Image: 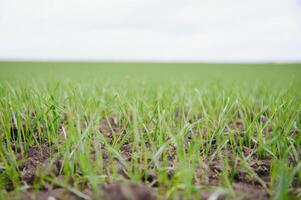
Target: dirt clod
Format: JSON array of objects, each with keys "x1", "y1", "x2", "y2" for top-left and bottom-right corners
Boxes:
[
  {"x1": 19, "y1": 189, "x2": 81, "y2": 200},
  {"x1": 232, "y1": 182, "x2": 269, "y2": 200},
  {"x1": 101, "y1": 182, "x2": 156, "y2": 200},
  {"x1": 20, "y1": 143, "x2": 50, "y2": 184}
]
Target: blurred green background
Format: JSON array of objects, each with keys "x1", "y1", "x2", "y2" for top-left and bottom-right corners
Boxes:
[{"x1": 0, "y1": 62, "x2": 300, "y2": 87}]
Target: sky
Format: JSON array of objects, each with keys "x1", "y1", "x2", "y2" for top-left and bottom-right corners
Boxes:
[{"x1": 0, "y1": 0, "x2": 301, "y2": 62}]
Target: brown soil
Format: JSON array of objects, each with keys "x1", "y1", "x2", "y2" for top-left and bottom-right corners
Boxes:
[
  {"x1": 101, "y1": 182, "x2": 156, "y2": 200},
  {"x1": 19, "y1": 143, "x2": 52, "y2": 184},
  {"x1": 18, "y1": 189, "x2": 81, "y2": 200},
  {"x1": 11, "y1": 182, "x2": 155, "y2": 200},
  {"x1": 232, "y1": 182, "x2": 269, "y2": 200}
]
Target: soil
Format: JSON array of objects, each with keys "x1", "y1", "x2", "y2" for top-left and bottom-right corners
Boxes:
[
  {"x1": 16, "y1": 182, "x2": 155, "y2": 200},
  {"x1": 101, "y1": 182, "x2": 156, "y2": 200},
  {"x1": 19, "y1": 143, "x2": 52, "y2": 184},
  {"x1": 232, "y1": 182, "x2": 269, "y2": 200},
  {"x1": 99, "y1": 116, "x2": 120, "y2": 143},
  {"x1": 19, "y1": 189, "x2": 81, "y2": 200}
]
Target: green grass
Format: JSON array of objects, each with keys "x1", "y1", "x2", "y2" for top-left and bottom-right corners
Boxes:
[{"x1": 0, "y1": 62, "x2": 301, "y2": 199}]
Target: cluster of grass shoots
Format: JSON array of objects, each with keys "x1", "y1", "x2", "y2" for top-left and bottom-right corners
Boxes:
[{"x1": 0, "y1": 78, "x2": 300, "y2": 199}]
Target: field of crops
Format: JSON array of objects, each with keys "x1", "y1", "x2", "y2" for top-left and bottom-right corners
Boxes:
[{"x1": 0, "y1": 62, "x2": 300, "y2": 200}]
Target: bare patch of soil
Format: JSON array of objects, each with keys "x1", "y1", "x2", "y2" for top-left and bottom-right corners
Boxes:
[
  {"x1": 99, "y1": 117, "x2": 120, "y2": 138},
  {"x1": 101, "y1": 182, "x2": 156, "y2": 200},
  {"x1": 19, "y1": 143, "x2": 51, "y2": 184},
  {"x1": 19, "y1": 189, "x2": 81, "y2": 200},
  {"x1": 232, "y1": 182, "x2": 269, "y2": 200}
]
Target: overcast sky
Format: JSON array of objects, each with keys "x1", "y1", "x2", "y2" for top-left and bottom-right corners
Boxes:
[{"x1": 0, "y1": 0, "x2": 301, "y2": 62}]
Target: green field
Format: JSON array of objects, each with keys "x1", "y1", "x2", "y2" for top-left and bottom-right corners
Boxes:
[{"x1": 0, "y1": 62, "x2": 301, "y2": 200}]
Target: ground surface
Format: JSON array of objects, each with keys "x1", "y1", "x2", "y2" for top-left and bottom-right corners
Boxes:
[{"x1": 0, "y1": 62, "x2": 301, "y2": 200}]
